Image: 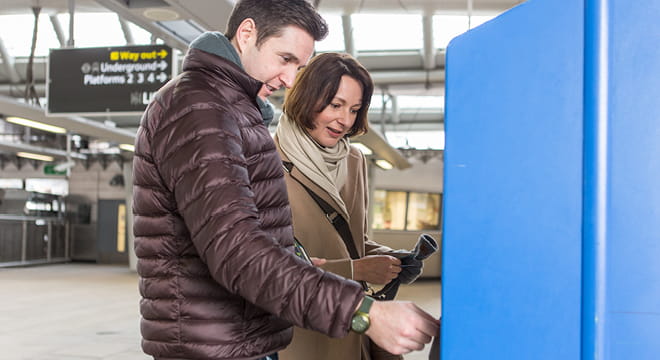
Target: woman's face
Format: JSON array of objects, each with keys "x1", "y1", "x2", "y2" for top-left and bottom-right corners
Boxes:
[{"x1": 308, "y1": 75, "x2": 363, "y2": 147}]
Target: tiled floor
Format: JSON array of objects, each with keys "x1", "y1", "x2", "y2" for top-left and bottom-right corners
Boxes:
[{"x1": 0, "y1": 263, "x2": 440, "y2": 360}]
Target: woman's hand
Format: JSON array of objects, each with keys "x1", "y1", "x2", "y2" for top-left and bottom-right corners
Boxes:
[
  {"x1": 310, "y1": 257, "x2": 327, "y2": 267},
  {"x1": 353, "y1": 255, "x2": 402, "y2": 285}
]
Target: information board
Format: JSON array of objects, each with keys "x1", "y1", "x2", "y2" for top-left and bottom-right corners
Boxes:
[{"x1": 47, "y1": 45, "x2": 174, "y2": 115}]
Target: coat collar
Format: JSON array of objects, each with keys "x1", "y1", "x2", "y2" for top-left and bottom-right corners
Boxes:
[{"x1": 182, "y1": 47, "x2": 262, "y2": 100}]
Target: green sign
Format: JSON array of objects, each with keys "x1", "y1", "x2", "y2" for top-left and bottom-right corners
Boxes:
[{"x1": 44, "y1": 164, "x2": 67, "y2": 175}]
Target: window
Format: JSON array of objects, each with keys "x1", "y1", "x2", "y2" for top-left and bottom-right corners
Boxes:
[
  {"x1": 372, "y1": 190, "x2": 442, "y2": 231},
  {"x1": 25, "y1": 178, "x2": 69, "y2": 196},
  {"x1": 372, "y1": 190, "x2": 407, "y2": 230},
  {"x1": 0, "y1": 179, "x2": 23, "y2": 189},
  {"x1": 406, "y1": 192, "x2": 442, "y2": 230}
]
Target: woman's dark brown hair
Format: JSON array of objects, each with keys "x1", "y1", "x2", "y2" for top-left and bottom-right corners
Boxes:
[{"x1": 283, "y1": 52, "x2": 373, "y2": 137}]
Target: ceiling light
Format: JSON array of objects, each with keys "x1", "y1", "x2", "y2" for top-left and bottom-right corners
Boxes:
[
  {"x1": 6, "y1": 116, "x2": 66, "y2": 134},
  {"x1": 352, "y1": 142, "x2": 373, "y2": 155},
  {"x1": 375, "y1": 159, "x2": 393, "y2": 170},
  {"x1": 143, "y1": 8, "x2": 180, "y2": 21},
  {"x1": 119, "y1": 144, "x2": 135, "y2": 152},
  {"x1": 17, "y1": 152, "x2": 55, "y2": 162}
]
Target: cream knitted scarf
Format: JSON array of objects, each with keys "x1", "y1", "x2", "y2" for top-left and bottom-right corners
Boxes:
[{"x1": 276, "y1": 113, "x2": 350, "y2": 219}]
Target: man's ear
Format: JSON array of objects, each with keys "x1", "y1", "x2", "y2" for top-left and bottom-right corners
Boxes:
[{"x1": 234, "y1": 18, "x2": 257, "y2": 54}]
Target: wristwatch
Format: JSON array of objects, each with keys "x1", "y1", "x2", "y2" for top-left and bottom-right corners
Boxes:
[{"x1": 351, "y1": 295, "x2": 374, "y2": 333}]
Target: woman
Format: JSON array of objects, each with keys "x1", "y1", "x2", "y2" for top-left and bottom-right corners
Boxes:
[{"x1": 275, "y1": 52, "x2": 405, "y2": 360}]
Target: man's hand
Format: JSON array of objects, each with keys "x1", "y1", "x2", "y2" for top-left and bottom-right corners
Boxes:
[
  {"x1": 365, "y1": 300, "x2": 439, "y2": 355},
  {"x1": 353, "y1": 255, "x2": 401, "y2": 285}
]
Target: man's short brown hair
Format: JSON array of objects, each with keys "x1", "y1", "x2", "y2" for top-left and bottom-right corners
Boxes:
[
  {"x1": 284, "y1": 53, "x2": 373, "y2": 138},
  {"x1": 225, "y1": 0, "x2": 328, "y2": 47}
]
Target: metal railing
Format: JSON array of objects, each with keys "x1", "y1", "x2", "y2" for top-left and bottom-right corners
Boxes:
[{"x1": 0, "y1": 214, "x2": 69, "y2": 267}]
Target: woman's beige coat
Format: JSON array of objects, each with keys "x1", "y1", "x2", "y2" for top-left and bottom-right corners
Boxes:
[{"x1": 275, "y1": 137, "x2": 392, "y2": 360}]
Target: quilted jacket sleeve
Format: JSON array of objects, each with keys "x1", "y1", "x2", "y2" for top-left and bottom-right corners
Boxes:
[{"x1": 153, "y1": 101, "x2": 363, "y2": 338}]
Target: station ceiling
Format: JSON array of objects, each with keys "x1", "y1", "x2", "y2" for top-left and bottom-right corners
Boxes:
[{"x1": 0, "y1": 0, "x2": 522, "y2": 165}]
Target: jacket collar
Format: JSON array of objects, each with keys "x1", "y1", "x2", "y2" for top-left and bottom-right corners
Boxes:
[{"x1": 182, "y1": 47, "x2": 262, "y2": 101}]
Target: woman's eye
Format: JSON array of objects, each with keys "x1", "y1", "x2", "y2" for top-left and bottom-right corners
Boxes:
[
  {"x1": 331, "y1": 103, "x2": 341, "y2": 108},
  {"x1": 351, "y1": 108, "x2": 360, "y2": 114},
  {"x1": 281, "y1": 56, "x2": 291, "y2": 63}
]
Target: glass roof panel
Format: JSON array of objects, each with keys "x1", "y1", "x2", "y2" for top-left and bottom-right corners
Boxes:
[
  {"x1": 56, "y1": 13, "x2": 126, "y2": 48},
  {"x1": 128, "y1": 22, "x2": 158, "y2": 45},
  {"x1": 433, "y1": 15, "x2": 496, "y2": 48},
  {"x1": 0, "y1": 14, "x2": 62, "y2": 56},
  {"x1": 370, "y1": 95, "x2": 444, "y2": 111},
  {"x1": 352, "y1": 14, "x2": 423, "y2": 51},
  {"x1": 316, "y1": 14, "x2": 344, "y2": 52},
  {"x1": 387, "y1": 130, "x2": 445, "y2": 150},
  {"x1": 433, "y1": 15, "x2": 469, "y2": 48}
]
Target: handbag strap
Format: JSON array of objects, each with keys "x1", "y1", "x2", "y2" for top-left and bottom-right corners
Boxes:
[
  {"x1": 283, "y1": 161, "x2": 408, "y2": 301},
  {"x1": 282, "y1": 161, "x2": 361, "y2": 260}
]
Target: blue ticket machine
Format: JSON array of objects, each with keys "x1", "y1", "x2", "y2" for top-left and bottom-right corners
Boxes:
[{"x1": 441, "y1": 0, "x2": 660, "y2": 359}]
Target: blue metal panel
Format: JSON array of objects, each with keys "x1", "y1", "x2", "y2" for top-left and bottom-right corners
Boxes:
[
  {"x1": 581, "y1": 0, "x2": 609, "y2": 358},
  {"x1": 442, "y1": 0, "x2": 583, "y2": 359},
  {"x1": 606, "y1": 0, "x2": 660, "y2": 358},
  {"x1": 442, "y1": 0, "x2": 660, "y2": 358}
]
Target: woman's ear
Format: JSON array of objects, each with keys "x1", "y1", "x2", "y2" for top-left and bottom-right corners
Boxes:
[{"x1": 233, "y1": 18, "x2": 257, "y2": 54}]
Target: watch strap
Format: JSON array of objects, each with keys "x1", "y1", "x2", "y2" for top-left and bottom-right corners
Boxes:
[{"x1": 357, "y1": 295, "x2": 374, "y2": 315}]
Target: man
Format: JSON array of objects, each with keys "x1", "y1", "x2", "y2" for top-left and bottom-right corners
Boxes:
[{"x1": 133, "y1": 1, "x2": 439, "y2": 359}]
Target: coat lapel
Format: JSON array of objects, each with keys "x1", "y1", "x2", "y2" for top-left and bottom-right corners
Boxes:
[{"x1": 276, "y1": 137, "x2": 362, "y2": 257}]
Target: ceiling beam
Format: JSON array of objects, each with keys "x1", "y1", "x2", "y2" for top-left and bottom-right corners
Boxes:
[
  {"x1": 370, "y1": 69, "x2": 443, "y2": 85},
  {"x1": 422, "y1": 15, "x2": 436, "y2": 70},
  {"x1": 0, "y1": 37, "x2": 22, "y2": 83},
  {"x1": 0, "y1": 139, "x2": 86, "y2": 160},
  {"x1": 118, "y1": 16, "x2": 135, "y2": 45},
  {"x1": 67, "y1": 0, "x2": 76, "y2": 47},
  {"x1": 49, "y1": 15, "x2": 67, "y2": 48},
  {"x1": 341, "y1": 14, "x2": 356, "y2": 57},
  {"x1": 0, "y1": 84, "x2": 45, "y2": 98},
  {"x1": 352, "y1": 126, "x2": 411, "y2": 170},
  {"x1": 94, "y1": 0, "x2": 190, "y2": 51},
  {"x1": 0, "y1": 94, "x2": 135, "y2": 145}
]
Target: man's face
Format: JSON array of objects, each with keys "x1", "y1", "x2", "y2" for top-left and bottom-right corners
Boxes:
[{"x1": 241, "y1": 25, "x2": 315, "y2": 98}]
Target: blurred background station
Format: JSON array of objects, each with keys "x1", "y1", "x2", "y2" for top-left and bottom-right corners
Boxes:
[
  {"x1": 2, "y1": 1, "x2": 659, "y2": 360},
  {"x1": 0, "y1": 2, "x2": 527, "y2": 360},
  {"x1": 0, "y1": 0, "x2": 522, "y2": 272}
]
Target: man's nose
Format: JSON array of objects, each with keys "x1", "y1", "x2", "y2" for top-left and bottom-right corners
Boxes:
[{"x1": 280, "y1": 67, "x2": 297, "y2": 89}]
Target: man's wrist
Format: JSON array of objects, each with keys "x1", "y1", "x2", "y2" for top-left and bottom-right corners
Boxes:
[{"x1": 351, "y1": 295, "x2": 374, "y2": 334}]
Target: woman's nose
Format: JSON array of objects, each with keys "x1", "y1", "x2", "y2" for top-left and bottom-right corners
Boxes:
[{"x1": 338, "y1": 109, "x2": 353, "y2": 126}]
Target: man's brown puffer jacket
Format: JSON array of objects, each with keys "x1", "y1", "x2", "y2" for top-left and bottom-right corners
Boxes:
[{"x1": 133, "y1": 48, "x2": 363, "y2": 360}]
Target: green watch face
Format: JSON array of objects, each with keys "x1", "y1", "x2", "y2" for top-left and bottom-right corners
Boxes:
[{"x1": 351, "y1": 312, "x2": 370, "y2": 333}]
